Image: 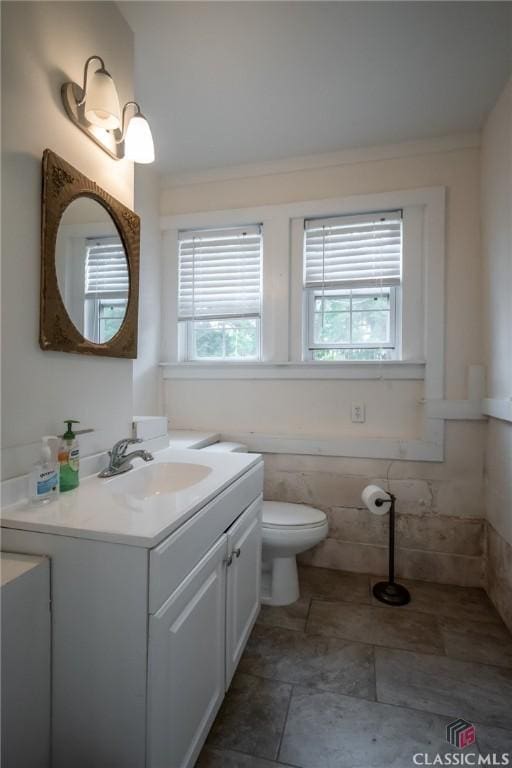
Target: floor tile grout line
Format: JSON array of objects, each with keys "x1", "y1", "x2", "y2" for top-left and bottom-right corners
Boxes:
[
  {"x1": 255, "y1": 615, "x2": 512, "y2": 672},
  {"x1": 303, "y1": 623, "x2": 446, "y2": 659},
  {"x1": 373, "y1": 650, "x2": 512, "y2": 728},
  {"x1": 301, "y1": 593, "x2": 317, "y2": 633},
  {"x1": 437, "y1": 613, "x2": 449, "y2": 658},
  {"x1": 308, "y1": 594, "x2": 462, "y2": 625},
  {"x1": 240, "y1": 656, "x2": 511, "y2": 718},
  {"x1": 282, "y1": 677, "x2": 512, "y2": 735},
  {"x1": 275, "y1": 682, "x2": 295, "y2": 764},
  {"x1": 236, "y1": 666, "x2": 378, "y2": 705},
  {"x1": 472, "y1": 721, "x2": 512, "y2": 736},
  {"x1": 256, "y1": 618, "x2": 310, "y2": 636},
  {"x1": 371, "y1": 640, "x2": 512, "y2": 674},
  {"x1": 303, "y1": 596, "x2": 313, "y2": 623},
  {"x1": 243, "y1": 641, "x2": 512, "y2": 729},
  {"x1": 297, "y1": 567, "x2": 505, "y2": 627},
  {"x1": 304, "y1": 592, "x2": 506, "y2": 626},
  {"x1": 370, "y1": 643, "x2": 378, "y2": 702},
  {"x1": 372, "y1": 690, "x2": 512, "y2": 734},
  {"x1": 259, "y1": 672, "x2": 512, "y2": 738},
  {"x1": 209, "y1": 745, "x2": 303, "y2": 767}
]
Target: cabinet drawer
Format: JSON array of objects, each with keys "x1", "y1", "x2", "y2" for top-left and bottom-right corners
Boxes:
[{"x1": 149, "y1": 462, "x2": 263, "y2": 613}]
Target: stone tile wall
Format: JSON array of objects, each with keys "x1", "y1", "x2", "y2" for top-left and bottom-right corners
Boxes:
[
  {"x1": 263, "y1": 422, "x2": 486, "y2": 587},
  {"x1": 486, "y1": 523, "x2": 512, "y2": 633}
]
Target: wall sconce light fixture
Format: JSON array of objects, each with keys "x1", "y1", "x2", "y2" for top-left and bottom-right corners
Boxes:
[
  {"x1": 62, "y1": 55, "x2": 155, "y2": 163},
  {"x1": 122, "y1": 102, "x2": 155, "y2": 164}
]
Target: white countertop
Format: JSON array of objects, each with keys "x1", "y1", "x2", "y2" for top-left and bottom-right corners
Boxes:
[
  {"x1": 1, "y1": 552, "x2": 48, "y2": 587},
  {"x1": 1, "y1": 446, "x2": 261, "y2": 548},
  {"x1": 168, "y1": 430, "x2": 220, "y2": 449}
]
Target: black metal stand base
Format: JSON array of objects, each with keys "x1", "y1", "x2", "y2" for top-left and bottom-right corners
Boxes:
[{"x1": 373, "y1": 581, "x2": 410, "y2": 606}]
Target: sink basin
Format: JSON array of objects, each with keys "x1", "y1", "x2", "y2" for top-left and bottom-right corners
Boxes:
[{"x1": 108, "y1": 462, "x2": 212, "y2": 501}]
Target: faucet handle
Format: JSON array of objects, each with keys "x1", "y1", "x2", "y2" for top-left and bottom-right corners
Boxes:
[{"x1": 111, "y1": 437, "x2": 142, "y2": 459}]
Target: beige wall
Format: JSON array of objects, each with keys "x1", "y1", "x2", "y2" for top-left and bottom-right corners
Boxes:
[
  {"x1": 162, "y1": 143, "x2": 482, "y2": 405},
  {"x1": 481, "y1": 77, "x2": 512, "y2": 546},
  {"x1": 481, "y1": 77, "x2": 512, "y2": 630},
  {"x1": 0, "y1": 1, "x2": 161, "y2": 479},
  {"x1": 161, "y1": 141, "x2": 487, "y2": 584},
  {"x1": 162, "y1": 144, "x2": 482, "y2": 440},
  {"x1": 165, "y1": 379, "x2": 423, "y2": 440},
  {"x1": 133, "y1": 164, "x2": 162, "y2": 416}
]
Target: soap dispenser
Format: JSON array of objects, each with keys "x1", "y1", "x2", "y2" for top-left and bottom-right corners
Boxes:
[
  {"x1": 59, "y1": 419, "x2": 80, "y2": 492},
  {"x1": 30, "y1": 436, "x2": 60, "y2": 504}
]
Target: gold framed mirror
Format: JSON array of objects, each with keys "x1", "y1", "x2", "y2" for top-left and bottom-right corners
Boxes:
[{"x1": 40, "y1": 149, "x2": 139, "y2": 358}]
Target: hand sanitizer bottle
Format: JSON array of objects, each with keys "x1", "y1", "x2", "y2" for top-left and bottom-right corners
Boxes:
[{"x1": 30, "y1": 437, "x2": 60, "y2": 504}]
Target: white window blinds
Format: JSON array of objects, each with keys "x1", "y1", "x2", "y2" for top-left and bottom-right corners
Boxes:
[
  {"x1": 178, "y1": 225, "x2": 262, "y2": 321},
  {"x1": 85, "y1": 237, "x2": 129, "y2": 295},
  {"x1": 304, "y1": 211, "x2": 402, "y2": 290}
]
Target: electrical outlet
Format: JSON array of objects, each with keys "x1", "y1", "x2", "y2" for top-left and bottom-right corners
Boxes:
[{"x1": 351, "y1": 402, "x2": 366, "y2": 423}]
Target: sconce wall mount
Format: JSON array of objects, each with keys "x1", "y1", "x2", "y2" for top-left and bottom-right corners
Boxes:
[{"x1": 62, "y1": 55, "x2": 154, "y2": 164}]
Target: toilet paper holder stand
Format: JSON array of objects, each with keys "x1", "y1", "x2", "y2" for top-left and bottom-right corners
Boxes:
[{"x1": 373, "y1": 492, "x2": 411, "y2": 607}]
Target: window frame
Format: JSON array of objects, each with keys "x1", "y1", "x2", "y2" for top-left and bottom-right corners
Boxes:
[
  {"x1": 162, "y1": 186, "x2": 441, "y2": 375},
  {"x1": 301, "y1": 209, "x2": 402, "y2": 362},
  {"x1": 304, "y1": 286, "x2": 398, "y2": 360},
  {"x1": 182, "y1": 316, "x2": 262, "y2": 362},
  {"x1": 177, "y1": 224, "x2": 264, "y2": 363},
  {"x1": 83, "y1": 234, "x2": 129, "y2": 344}
]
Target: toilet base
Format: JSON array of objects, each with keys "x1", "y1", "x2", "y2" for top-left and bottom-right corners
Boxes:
[{"x1": 261, "y1": 556, "x2": 299, "y2": 606}]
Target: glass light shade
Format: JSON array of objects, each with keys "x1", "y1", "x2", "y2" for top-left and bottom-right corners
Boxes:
[
  {"x1": 84, "y1": 69, "x2": 121, "y2": 130},
  {"x1": 124, "y1": 114, "x2": 155, "y2": 164}
]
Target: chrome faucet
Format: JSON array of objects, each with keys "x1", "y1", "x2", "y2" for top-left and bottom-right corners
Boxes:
[{"x1": 98, "y1": 438, "x2": 154, "y2": 478}]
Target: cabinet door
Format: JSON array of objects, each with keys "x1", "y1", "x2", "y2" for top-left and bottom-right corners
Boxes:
[
  {"x1": 225, "y1": 496, "x2": 262, "y2": 687},
  {"x1": 147, "y1": 535, "x2": 227, "y2": 768},
  {"x1": 1, "y1": 557, "x2": 50, "y2": 768}
]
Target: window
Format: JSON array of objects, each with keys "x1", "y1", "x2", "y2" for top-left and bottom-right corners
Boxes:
[
  {"x1": 97, "y1": 298, "x2": 127, "y2": 344},
  {"x1": 84, "y1": 236, "x2": 128, "y2": 343},
  {"x1": 303, "y1": 211, "x2": 402, "y2": 360},
  {"x1": 178, "y1": 226, "x2": 262, "y2": 361}
]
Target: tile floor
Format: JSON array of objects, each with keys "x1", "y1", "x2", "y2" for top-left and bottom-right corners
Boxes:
[{"x1": 197, "y1": 565, "x2": 512, "y2": 768}]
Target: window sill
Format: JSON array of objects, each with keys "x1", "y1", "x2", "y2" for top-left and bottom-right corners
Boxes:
[{"x1": 160, "y1": 361, "x2": 426, "y2": 381}]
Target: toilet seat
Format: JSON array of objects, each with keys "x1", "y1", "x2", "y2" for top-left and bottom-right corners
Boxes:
[{"x1": 262, "y1": 501, "x2": 327, "y2": 529}]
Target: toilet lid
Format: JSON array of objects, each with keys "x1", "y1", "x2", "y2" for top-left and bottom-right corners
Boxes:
[{"x1": 262, "y1": 501, "x2": 327, "y2": 528}]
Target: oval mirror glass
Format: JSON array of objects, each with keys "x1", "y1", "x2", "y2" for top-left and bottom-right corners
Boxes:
[{"x1": 55, "y1": 197, "x2": 129, "y2": 344}]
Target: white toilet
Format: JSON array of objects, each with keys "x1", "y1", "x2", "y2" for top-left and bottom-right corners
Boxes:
[
  {"x1": 260, "y1": 501, "x2": 328, "y2": 606},
  {"x1": 201, "y1": 442, "x2": 328, "y2": 607}
]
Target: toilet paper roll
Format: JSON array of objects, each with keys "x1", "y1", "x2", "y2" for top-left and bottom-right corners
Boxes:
[{"x1": 361, "y1": 485, "x2": 392, "y2": 515}]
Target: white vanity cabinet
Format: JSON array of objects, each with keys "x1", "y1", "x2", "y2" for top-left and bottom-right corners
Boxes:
[
  {"x1": 1, "y1": 459, "x2": 263, "y2": 768},
  {"x1": 148, "y1": 498, "x2": 262, "y2": 768}
]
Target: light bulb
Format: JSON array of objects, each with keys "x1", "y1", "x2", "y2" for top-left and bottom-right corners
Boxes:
[
  {"x1": 124, "y1": 113, "x2": 155, "y2": 164},
  {"x1": 84, "y1": 68, "x2": 121, "y2": 130}
]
